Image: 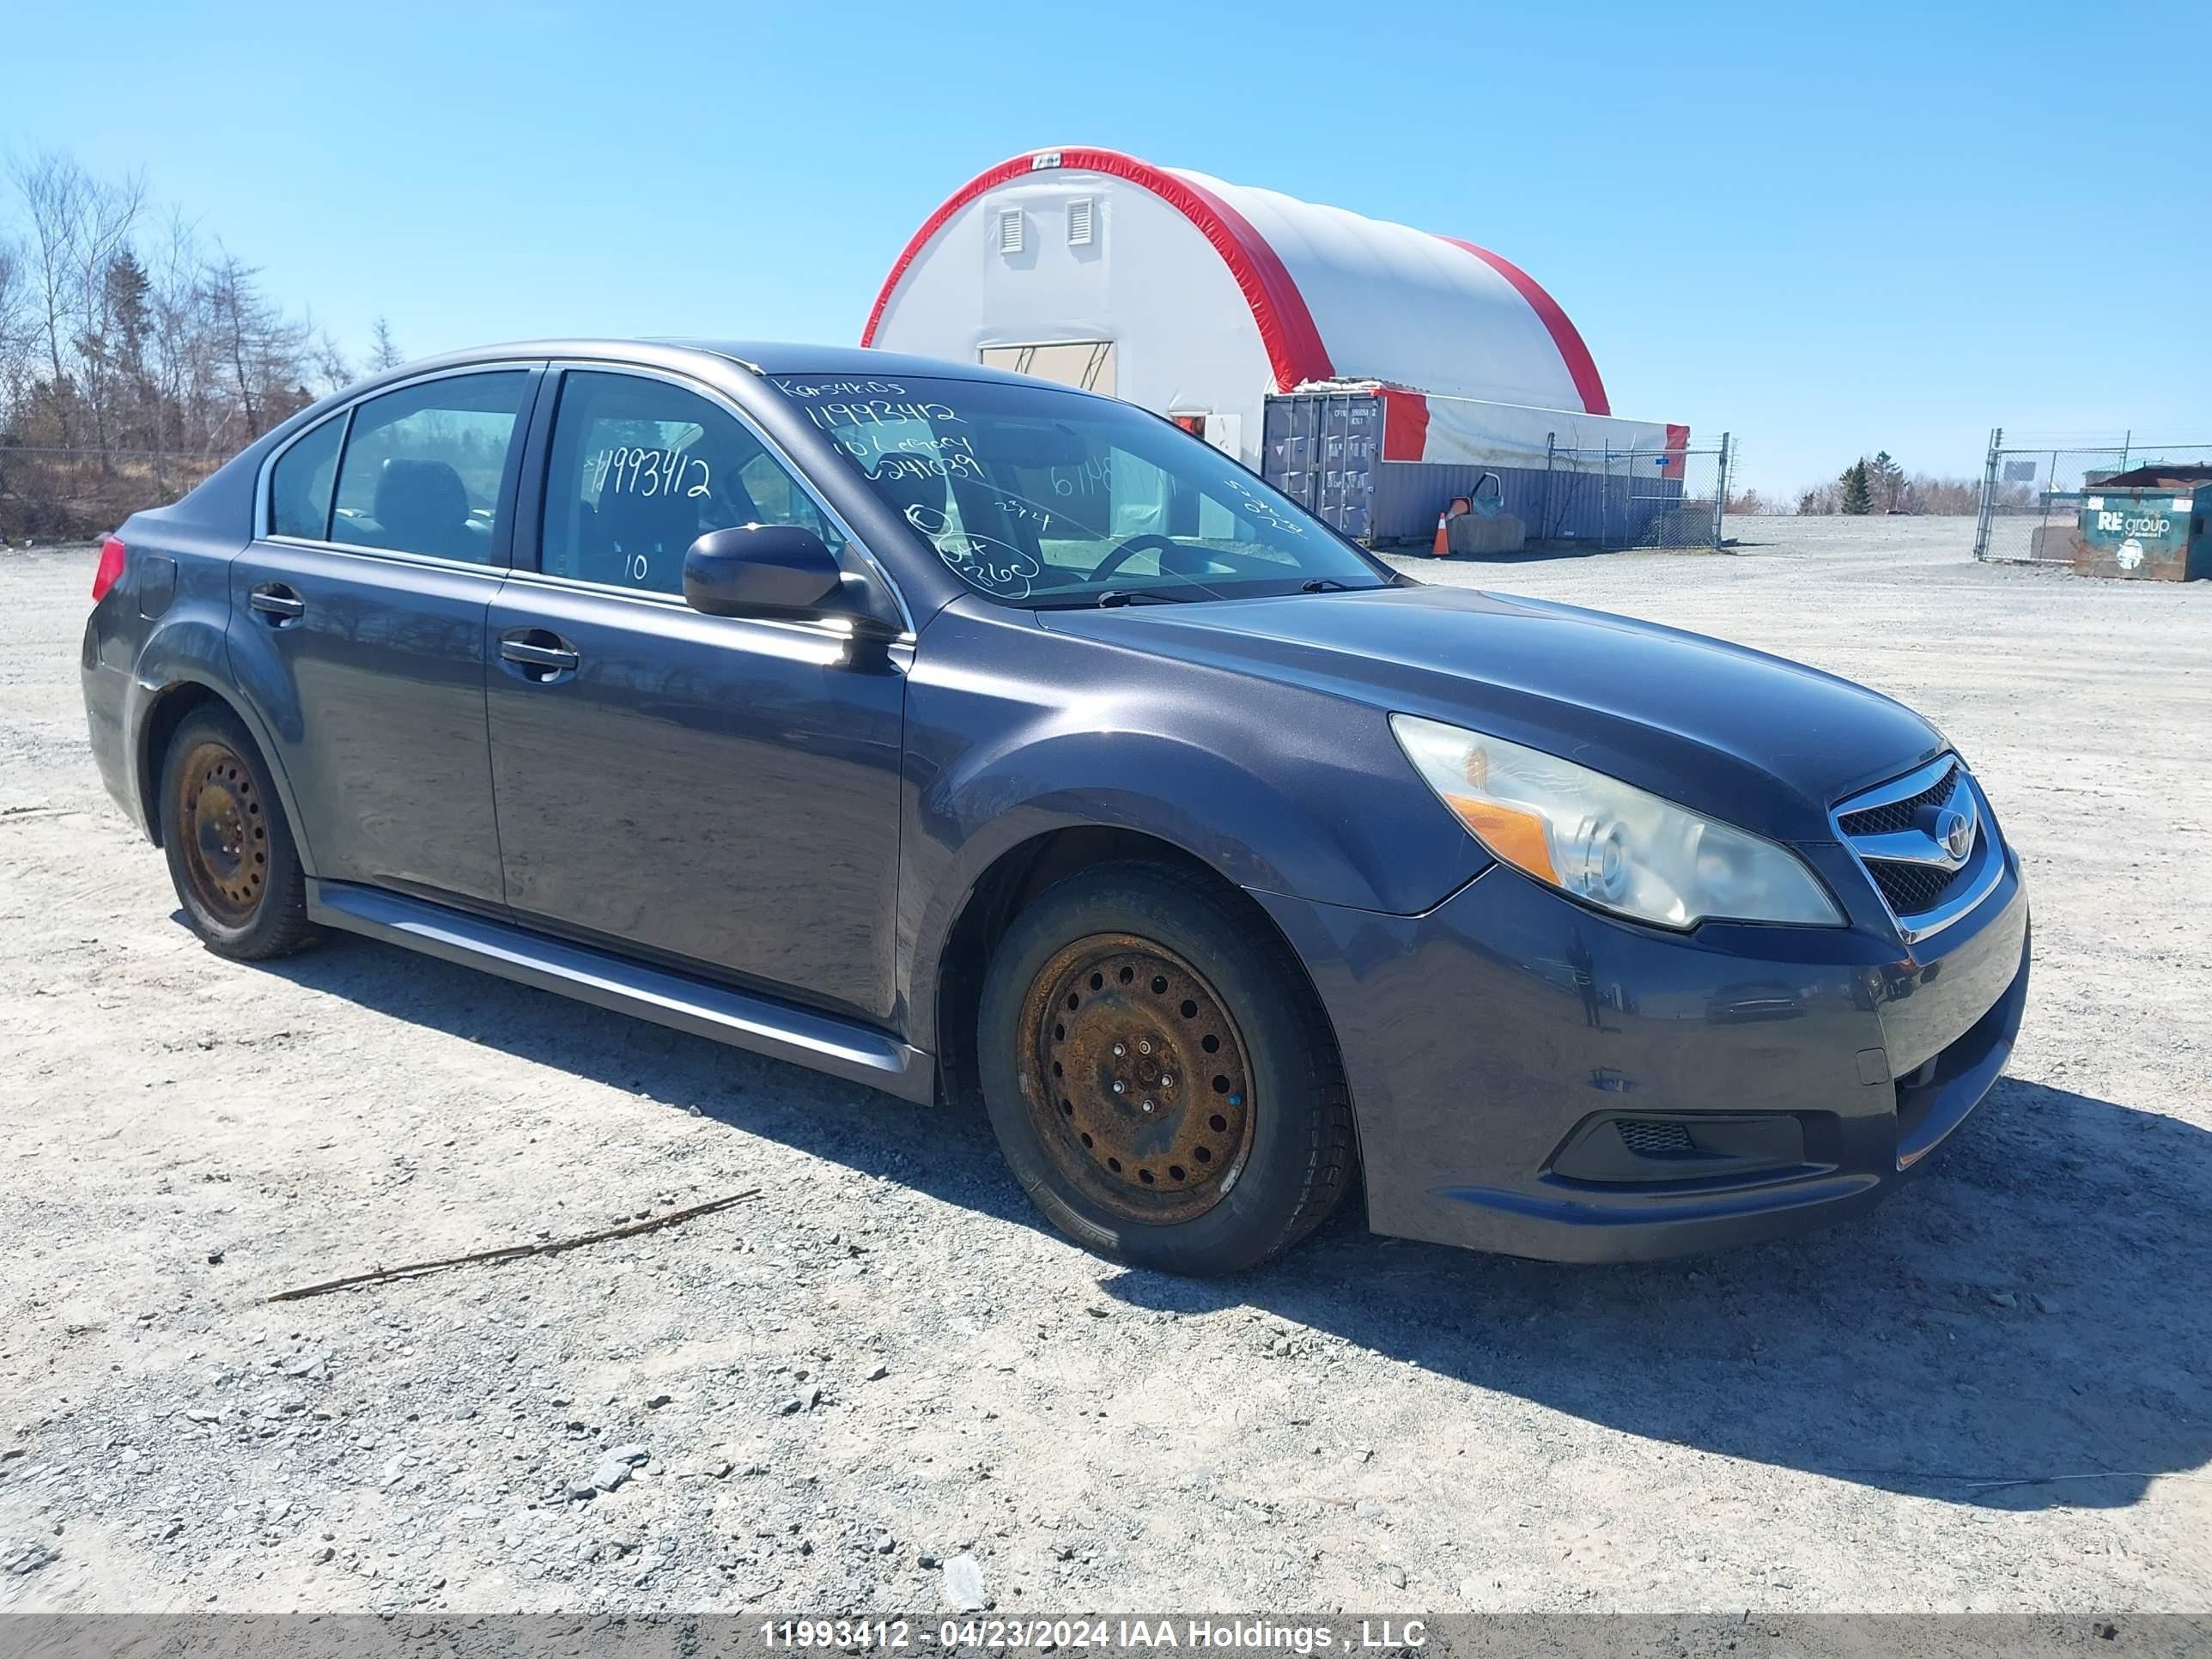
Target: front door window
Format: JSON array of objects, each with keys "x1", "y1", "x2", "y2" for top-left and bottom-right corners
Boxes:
[{"x1": 540, "y1": 371, "x2": 839, "y2": 595}]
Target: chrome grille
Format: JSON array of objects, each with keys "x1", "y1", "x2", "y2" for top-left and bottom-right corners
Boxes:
[
  {"x1": 1837, "y1": 761, "x2": 1959, "y2": 837},
  {"x1": 1869, "y1": 858, "x2": 1966, "y2": 916},
  {"x1": 1833, "y1": 755, "x2": 2002, "y2": 943}
]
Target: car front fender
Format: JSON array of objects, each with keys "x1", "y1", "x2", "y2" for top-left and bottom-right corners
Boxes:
[{"x1": 898, "y1": 613, "x2": 1488, "y2": 1054}]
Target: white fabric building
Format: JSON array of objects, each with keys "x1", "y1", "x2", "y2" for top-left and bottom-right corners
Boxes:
[{"x1": 863, "y1": 146, "x2": 1638, "y2": 471}]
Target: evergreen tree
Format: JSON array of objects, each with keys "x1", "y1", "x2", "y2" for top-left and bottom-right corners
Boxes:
[
  {"x1": 1869, "y1": 449, "x2": 1905, "y2": 512},
  {"x1": 103, "y1": 252, "x2": 151, "y2": 380},
  {"x1": 1840, "y1": 459, "x2": 1873, "y2": 515},
  {"x1": 100, "y1": 251, "x2": 154, "y2": 448},
  {"x1": 368, "y1": 316, "x2": 402, "y2": 372}
]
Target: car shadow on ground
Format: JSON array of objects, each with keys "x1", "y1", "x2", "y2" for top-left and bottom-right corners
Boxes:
[
  {"x1": 255, "y1": 928, "x2": 2211, "y2": 1516},
  {"x1": 1108, "y1": 1078, "x2": 2212, "y2": 1514}
]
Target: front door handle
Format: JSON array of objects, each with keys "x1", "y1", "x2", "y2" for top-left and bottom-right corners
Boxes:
[
  {"x1": 501, "y1": 639, "x2": 580, "y2": 670},
  {"x1": 249, "y1": 582, "x2": 306, "y2": 624},
  {"x1": 499, "y1": 629, "x2": 580, "y2": 683}
]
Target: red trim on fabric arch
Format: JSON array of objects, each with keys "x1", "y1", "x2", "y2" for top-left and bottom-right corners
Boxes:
[
  {"x1": 862, "y1": 148, "x2": 1336, "y2": 392},
  {"x1": 1433, "y1": 236, "x2": 1611, "y2": 416},
  {"x1": 862, "y1": 154, "x2": 1036, "y2": 353},
  {"x1": 1378, "y1": 387, "x2": 1430, "y2": 461}
]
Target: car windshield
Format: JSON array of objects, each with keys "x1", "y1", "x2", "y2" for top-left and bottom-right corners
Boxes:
[{"x1": 771, "y1": 373, "x2": 1390, "y2": 605}]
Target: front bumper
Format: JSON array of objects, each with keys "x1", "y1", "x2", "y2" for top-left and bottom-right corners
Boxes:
[{"x1": 1255, "y1": 840, "x2": 2031, "y2": 1263}]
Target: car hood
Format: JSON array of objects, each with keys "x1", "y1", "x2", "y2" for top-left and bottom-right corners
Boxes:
[{"x1": 1036, "y1": 584, "x2": 1947, "y2": 842}]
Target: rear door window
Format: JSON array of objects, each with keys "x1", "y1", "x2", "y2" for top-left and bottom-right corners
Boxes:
[
  {"x1": 330, "y1": 372, "x2": 532, "y2": 563},
  {"x1": 538, "y1": 370, "x2": 838, "y2": 597}
]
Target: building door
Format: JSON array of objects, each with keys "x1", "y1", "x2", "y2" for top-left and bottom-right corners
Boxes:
[{"x1": 978, "y1": 342, "x2": 1117, "y2": 394}]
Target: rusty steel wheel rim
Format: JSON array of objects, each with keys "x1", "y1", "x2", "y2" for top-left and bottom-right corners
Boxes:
[
  {"x1": 1018, "y1": 933, "x2": 1256, "y2": 1224},
  {"x1": 175, "y1": 740, "x2": 268, "y2": 928}
]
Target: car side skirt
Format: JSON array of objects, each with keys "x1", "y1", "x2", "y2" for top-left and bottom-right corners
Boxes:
[{"x1": 307, "y1": 880, "x2": 936, "y2": 1104}]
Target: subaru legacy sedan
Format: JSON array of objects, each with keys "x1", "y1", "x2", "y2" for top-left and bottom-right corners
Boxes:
[{"x1": 82, "y1": 341, "x2": 2030, "y2": 1274}]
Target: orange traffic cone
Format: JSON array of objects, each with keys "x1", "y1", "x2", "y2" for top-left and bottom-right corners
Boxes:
[{"x1": 1432, "y1": 511, "x2": 1449, "y2": 558}]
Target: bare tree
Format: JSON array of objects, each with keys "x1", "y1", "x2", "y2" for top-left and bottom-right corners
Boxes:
[
  {"x1": 8, "y1": 150, "x2": 146, "y2": 464},
  {"x1": 0, "y1": 233, "x2": 29, "y2": 411},
  {"x1": 142, "y1": 210, "x2": 205, "y2": 484},
  {"x1": 1796, "y1": 479, "x2": 1844, "y2": 515},
  {"x1": 12, "y1": 150, "x2": 88, "y2": 444},
  {"x1": 0, "y1": 234, "x2": 25, "y2": 511},
  {"x1": 201, "y1": 250, "x2": 309, "y2": 446},
  {"x1": 1908, "y1": 473, "x2": 2008, "y2": 515},
  {"x1": 311, "y1": 328, "x2": 352, "y2": 396},
  {"x1": 71, "y1": 168, "x2": 147, "y2": 468},
  {"x1": 1, "y1": 146, "x2": 370, "y2": 538}
]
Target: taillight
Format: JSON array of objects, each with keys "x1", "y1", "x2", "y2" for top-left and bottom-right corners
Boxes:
[{"x1": 91, "y1": 535, "x2": 127, "y2": 603}]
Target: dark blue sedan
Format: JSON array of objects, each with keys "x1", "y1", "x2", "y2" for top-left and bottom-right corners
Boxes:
[{"x1": 80, "y1": 340, "x2": 2031, "y2": 1274}]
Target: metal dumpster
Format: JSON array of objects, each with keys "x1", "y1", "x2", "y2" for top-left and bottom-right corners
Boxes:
[{"x1": 2059, "y1": 465, "x2": 2210, "y2": 580}]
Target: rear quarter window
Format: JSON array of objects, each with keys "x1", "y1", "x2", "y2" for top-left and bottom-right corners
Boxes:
[{"x1": 269, "y1": 415, "x2": 344, "y2": 540}]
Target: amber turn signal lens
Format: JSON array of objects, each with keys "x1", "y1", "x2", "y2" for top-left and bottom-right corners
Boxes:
[{"x1": 1443, "y1": 795, "x2": 1559, "y2": 884}]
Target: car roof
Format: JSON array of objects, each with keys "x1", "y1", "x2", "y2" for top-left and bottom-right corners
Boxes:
[
  {"x1": 674, "y1": 340, "x2": 1057, "y2": 388},
  {"x1": 387, "y1": 338, "x2": 1068, "y2": 392},
  {"x1": 214, "y1": 335, "x2": 1124, "y2": 531}
]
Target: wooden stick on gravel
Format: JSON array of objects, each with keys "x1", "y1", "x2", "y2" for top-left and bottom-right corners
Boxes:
[{"x1": 264, "y1": 1188, "x2": 763, "y2": 1303}]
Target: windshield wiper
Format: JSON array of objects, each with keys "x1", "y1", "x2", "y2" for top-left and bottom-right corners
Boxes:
[
  {"x1": 1093, "y1": 588, "x2": 1197, "y2": 608},
  {"x1": 1299, "y1": 577, "x2": 1355, "y2": 592}
]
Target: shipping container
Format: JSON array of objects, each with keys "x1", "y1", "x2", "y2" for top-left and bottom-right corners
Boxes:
[{"x1": 1263, "y1": 386, "x2": 1693, "y2": 546}]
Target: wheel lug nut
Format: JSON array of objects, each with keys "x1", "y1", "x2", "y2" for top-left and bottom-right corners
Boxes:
[
  {"x1": 1161, "y1": 1074, "x2": 1175, "y2": 1088},
  {"x1": 1111, "y1": 1079, "x2": 1126, "y2": 1095},
  {"x1": 1139, "y1": 1039, "x2": 1153, "y2": 1054},
  {"x1": 1112, "y1": 1042, "x2": 1126, "y2": 1058},
  {"x1": 1140, "y1": 1099, "x2": 1155, "y2": 1113}
]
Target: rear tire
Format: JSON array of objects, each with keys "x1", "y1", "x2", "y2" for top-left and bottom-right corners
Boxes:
[
  {"x1": 977, "y1": 861, "x2": 1354, "y2": 1275},
  {"x1": 158, "y1": 705, "x2": 320, "y2": 961}
]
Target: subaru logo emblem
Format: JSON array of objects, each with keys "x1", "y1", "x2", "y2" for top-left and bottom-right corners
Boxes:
[{"x1": 1936, "y1": 808, "x2": 1973, "y2": 862}]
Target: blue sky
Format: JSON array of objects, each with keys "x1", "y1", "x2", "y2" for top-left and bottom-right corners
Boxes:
[{"x1": 6, "y1": 0, "x2": 2206, "y2": 498}]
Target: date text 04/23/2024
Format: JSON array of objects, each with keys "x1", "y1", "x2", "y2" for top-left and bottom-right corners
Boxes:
[{"x1": 758, "y1": 1621, "x2": 1431, "y2": 1652}]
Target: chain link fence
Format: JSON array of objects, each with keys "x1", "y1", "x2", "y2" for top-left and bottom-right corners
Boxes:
[
  {"x1": 6, "y1": 434, "x2": 1745, "y2": 556},
  {"x1": 1533, "y1": 434, "x2": 1734, "y2": 550},
  {"x1": 1973, "y1": 430, "x2": 2212, "y2": 563},
  {"x1": 0, "y1": 447, "x2": 227, "y2": 544}
]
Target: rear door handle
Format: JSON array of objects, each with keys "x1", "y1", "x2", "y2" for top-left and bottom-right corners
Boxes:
[
  {"x1": 499, "y1": 629, "x2": 580, "y2": 682},
  {"x1": 248, "y1": 582, "x2": 305, "y2": 624}
]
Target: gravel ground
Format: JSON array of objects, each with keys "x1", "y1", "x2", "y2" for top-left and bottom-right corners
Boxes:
[{"x1": 0, "y1": 515, "x2": 2206, "y2": 1616}]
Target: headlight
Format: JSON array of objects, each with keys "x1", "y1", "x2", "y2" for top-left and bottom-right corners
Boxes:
[{"x1": 1390, "y1": 714, "x2": 1843, "y2": 928}]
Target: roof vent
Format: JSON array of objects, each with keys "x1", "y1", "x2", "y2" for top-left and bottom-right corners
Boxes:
[
  {"x1": 997, "y1": 208, "x2": 1024, "y2": 255},
  {"x1": 1066, "y1": 197, "x2": 1094, "y2": 246}
]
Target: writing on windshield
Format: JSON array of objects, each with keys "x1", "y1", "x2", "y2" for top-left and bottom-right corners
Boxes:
[{"x1": 775, "y1": 374, "x2": 1381, "y2": 605}]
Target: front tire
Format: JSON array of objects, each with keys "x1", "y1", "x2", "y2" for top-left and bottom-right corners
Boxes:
[
  {"x1": 977, "y1": 862, "x2": 1354, "y2": 1275},
  {"x1": 157, "y1": 705, "x2": 320, "y2": 961}
]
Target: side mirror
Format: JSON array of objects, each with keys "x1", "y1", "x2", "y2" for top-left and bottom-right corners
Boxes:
[{"x1": 681, "y1": 525, "x2": 896, "y2": 635}]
